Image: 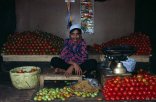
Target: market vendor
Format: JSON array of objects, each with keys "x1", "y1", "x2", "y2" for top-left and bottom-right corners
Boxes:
[{"x1": 50, "y1": 24, "x2": 97, "y2": 78}]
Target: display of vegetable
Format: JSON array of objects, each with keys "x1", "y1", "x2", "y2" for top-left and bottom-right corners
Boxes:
[
  {"x1": 33, "y1": 87, "x2": 99, "y2": 101},
  {"x1": 93, "y1": 32, "x2": 152, "y2": 55},
  {"x1": 1, "y1": 31, "x2": 64, "y2": 55},
  {"x1": 102, "y1": 69, "x2": 156, "y2": 101}
]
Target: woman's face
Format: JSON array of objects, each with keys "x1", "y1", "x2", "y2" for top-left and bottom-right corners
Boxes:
[{"x1": 70, "y1": 29, "x2": 81, "y2": 42}]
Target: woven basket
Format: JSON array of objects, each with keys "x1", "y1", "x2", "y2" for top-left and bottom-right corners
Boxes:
[{"x1": 10, "y1": 66, "x2": 41, "y2": 89}]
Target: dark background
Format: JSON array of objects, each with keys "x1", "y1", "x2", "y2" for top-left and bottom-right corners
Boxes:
[
  {"x1": 0, "y1": 0, "x2": 156, "y2": 73},
  {"x1": 0, "y1": 0, "x2": 16, "y2": 47},
  {"x1": 135, "y1": 0, "x2": 156, "y2": 73}
]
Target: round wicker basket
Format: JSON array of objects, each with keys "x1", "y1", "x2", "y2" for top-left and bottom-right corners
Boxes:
[{"x1": 10, "y1": 66, "x2": 41, "y2": 89}]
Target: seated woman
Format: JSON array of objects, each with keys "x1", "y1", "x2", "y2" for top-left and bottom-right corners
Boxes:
[{"x1": 50, "y1": 24, "x2": 97, "y2": 78}]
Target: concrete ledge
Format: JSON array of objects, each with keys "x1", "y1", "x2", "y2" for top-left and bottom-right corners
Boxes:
[{"x1": 1, "y1": 54, "x2": 151, "y2": 62}]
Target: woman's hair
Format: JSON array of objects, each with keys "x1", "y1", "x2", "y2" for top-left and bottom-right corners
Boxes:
[{"x1": 70, "y1": 28, "x2": 82, "y2": 34}]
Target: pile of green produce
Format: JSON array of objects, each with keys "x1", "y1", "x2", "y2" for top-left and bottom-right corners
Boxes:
[{"x1": 33, "y1": 87, "x2": 99, "y2": 101}]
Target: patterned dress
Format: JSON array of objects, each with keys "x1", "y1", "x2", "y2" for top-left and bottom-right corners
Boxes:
[{"x1": 60, "y1": 38, "x2": 88, "y2": 64}]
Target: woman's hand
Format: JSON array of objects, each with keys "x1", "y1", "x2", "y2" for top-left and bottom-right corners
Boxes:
[
  {"x1": 68, "y1": 61, "x2": 82, "y2": 75},
  {"x1": 73, "y1": 63, "x2": 82, "y2": 75},
  {"x1": 65, "y1": 65, "x2": 74, "y2": 77}
]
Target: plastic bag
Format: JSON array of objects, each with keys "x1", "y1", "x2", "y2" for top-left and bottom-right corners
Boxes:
[
  {"x1": 85, "y1": 78, "x2": 99, "y2": 88},
  {"x1": 121, "y1": 57, "x2": 136, "y2": 72}
]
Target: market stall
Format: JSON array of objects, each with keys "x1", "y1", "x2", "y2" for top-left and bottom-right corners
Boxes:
[
  {"x1": 0, "y1": 30, "x2": 153, "y2": 101},
  {"x1": 1, "y1": 31, "x2": 151, "y2": 63}
]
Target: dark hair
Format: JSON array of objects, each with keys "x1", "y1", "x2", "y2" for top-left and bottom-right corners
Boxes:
[{"x1": 70, "y1": 28, "x2": 82, "y2": 34}]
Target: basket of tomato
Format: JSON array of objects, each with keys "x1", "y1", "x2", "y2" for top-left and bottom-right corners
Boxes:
[{"x1": 10, "y1": 66, "x2": 41, "y2": 89}]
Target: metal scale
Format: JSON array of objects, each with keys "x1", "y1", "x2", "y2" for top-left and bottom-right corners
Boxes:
[{"x1": 101, "y1": 45, "x2": 136, "y2": 75}]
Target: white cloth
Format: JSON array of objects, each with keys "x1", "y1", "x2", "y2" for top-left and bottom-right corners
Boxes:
[
  {"x1": 70, "y1": 24, "x2": 81, "y2": 31},
  {"x1": 121, "y1": 57, "x2": 136, "y2": 72}
]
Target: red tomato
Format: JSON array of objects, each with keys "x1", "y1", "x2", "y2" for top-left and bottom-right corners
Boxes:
[
  {"x1": 128, "y1": 91, "x2": 132, "y2": 96},
  {"x1": 136, "y1": 96, "x2": 141, "y2": 100},
  {"x1": 123, "y1": 91, "x2": 127, "y2": 96},
  {"x1": 114, "y1": 87, "x2": 118, "y2": 92},
  {"x1": 119, "y1": 87, "x2": 124, "y2": 92},
  {"x1": 110, "y1": 97, "x2": 115, "y2": 101},
  {"x1": 115, "y1": 96, "x2": 120, "y2": 100},
  {"x1": 125, "y1": 96, "x2": 130, "y2": 100},
  {"x1": 117, "y1": 92, "x2": 122, "y2": 97},
  {"x1": 129, "y1": 87, "x2": 134, "y2": 91},
  {"x1": 121, "y1": 96, "x2": 125, "y2": 100}
]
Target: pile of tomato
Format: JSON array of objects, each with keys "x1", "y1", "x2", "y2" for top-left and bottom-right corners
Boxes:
[
  {"x1": 1, "y1": 31, "x2": 64, "y2": 55},
  {"x1": 100, "y1": 32, "x2": 152, "y2": 55},
  {"x1": 102, "y1": 69, "x2": 156, "y2": 101},
  {"x1": 16, "y1": 68, "x2": 38, "y2": 73}
]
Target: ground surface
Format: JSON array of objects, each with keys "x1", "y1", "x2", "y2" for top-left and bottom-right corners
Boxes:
[{"x1": 0, "y1": 72, "x2": 103, "y2": 102}]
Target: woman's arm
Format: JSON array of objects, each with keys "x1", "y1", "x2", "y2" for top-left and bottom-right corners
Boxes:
[{"x1": 60, "y1": 39, "x2": 74, "y2": 63}]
